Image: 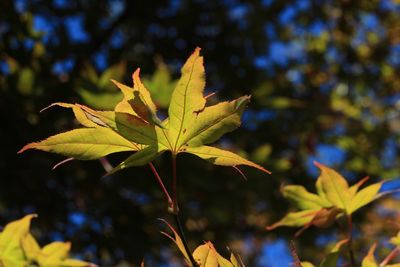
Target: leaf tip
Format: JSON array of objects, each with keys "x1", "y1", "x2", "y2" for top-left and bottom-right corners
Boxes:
[
  {"x1": 18, "y1": 142, "x2": 36, "y2": 154},
  {"x1": 194, "y1": 46, "x2": 202, "y2": 54},
  {"x1": 133, "y1": 67, "x2": 141, "y2": 78}
]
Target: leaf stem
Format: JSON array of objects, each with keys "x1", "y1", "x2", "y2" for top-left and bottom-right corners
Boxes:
[
  {"x1": 148, "y1": 162, "x2": 173, "y2": 209},
  {"x1": 171, "y1": 154, "x2": 179, "y2": 214},
  {"x1": 170, "y1": 155, "x2": 197, "y2": 266},
  {"x1": 173, "y1": 212, "x2": 198, "y2": 267},
  {"x1": 347, "y1": 215, "x2": 356, "y2": 267},
  {"x1": 380, "y1": 247, "x2": 399, "y2": 267}
]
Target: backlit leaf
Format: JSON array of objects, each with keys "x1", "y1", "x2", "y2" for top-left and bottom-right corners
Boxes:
[
  {"x1": 282, "y1": 185, "x2": 331, "y2": 210},
  {"x1": 267, "y1": 210, "x2": 318, "y2": 230},
  {"x1": 362, "y1": 244, "x2": 378, "y2": 267},
  {"x1": 183, "y1": 146, "x2": 270, "y2": 174},
  {"x1": 20, "y1": 47, "x2": 269, "y2": 176},
  {"x1": 18, "y1": 128, "x2": 138, "y2": 160},
  {"x1": 0, "y1": 214, "x2": 36, "y2": 267},
  {"x1": 182, "y1": 96, "x2": 250, "y2": 147},
  {"x1": 349, "y1": 183, "x2": 382, "y2": 214},
  {"x1": 314, "y1": 161, "x2": 352, "y2": 212},
  {"x1": 168, "y1": 47, "x2": 206, "y2": 152}
]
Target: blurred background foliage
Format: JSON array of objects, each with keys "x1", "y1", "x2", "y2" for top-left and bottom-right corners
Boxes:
[{"x1": 1, "y1": 0, "x2": 400, "y2": 266}]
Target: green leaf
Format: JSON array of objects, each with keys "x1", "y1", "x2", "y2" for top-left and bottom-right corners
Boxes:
[
  {"x1": 144, "y1": 61, "x2": 176, "y2": 108},
  {"x1": 319, "y1": 239, "x2": 348, "y2": 267},
  {"x1": 161, "y1": 219, "x2": 192, "y2": 265},
  {"x1": 78, "y1": 89, "x2": 123, "y2": 110},
  {"x1": 349, "y1": 183, "x2": 381, "y2": 214},
  {"x1": 18, "y1": 128, "x2": 138, "y2": 160},
  {"x1": 21, "y1": 47, "x2": 269, "y2": 176},
  {"x1": 314, "y1": 161, "x2": 352, "y2": 212},
  {"x1": 108, "y1": 146, "x2": 166, "y2": 175},
  {"x1": 267, "y1": 210, "x2": 318, "y2": 230},
  {"x1": 21, "y1": 233, "x2": 41, "y2": 262},
  {"x1": 282, "y1": 185, "x2": 331, "y2": 210},
  {"x1": 98, "y1": 62, "x2": 126, "y2": 89},
  {"x1": 181, "y1": 96, "x2": 250, "y2": 147},
  {"x1": 390, "y1": 231, "x2": 400, "y2": 247},
  {"x1": 0, "y1": 214, "x2": 36, "y2": 267},
  {"x1": 42, "y1": 102, "x2": 100, "y2": 128},
  {"x1": 193, "y1": 242, "x2": 234, "y2": 267},
  {"x1": 301, "y1": 262, "x2": 315, "y2": 267},
  {"x1": 168, "y1": 47, "x2": 206, "y2": 152},
  {"x1": 75, "y1": 104, "x2": 160, "y2": 146},
  {"x1": 183, "y1": 146, "x2": 270, "y2": 174},
  {"x1": 269, "y1": 163, "x2": 381, "y2": 232}
]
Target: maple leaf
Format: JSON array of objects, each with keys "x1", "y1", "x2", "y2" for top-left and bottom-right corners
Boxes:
[
  {"x1": 301, "y1": 239, "x2": 348, "y2": 267},
  {"x1": 162, "y1": 220, "x2": 244, "y2": 267},
  {"x1": 19, "y1": 47, "x2": 270, "y2": 176},
  {"x1": 0, "y1": 215, "x2": 96, "y2": 267},
  {"x1": 267, "y1": 161, "x2": 381, "y2": 233}
]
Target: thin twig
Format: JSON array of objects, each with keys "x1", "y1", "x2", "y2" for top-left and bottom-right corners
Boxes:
[
  {"x1": 148, "y1": 162, "x2": 173, "y2": 209},
  {"x1": 347, "y1": 215, "x2": 356, "y2": 267},
  {"x1": 173, "y1": 213, "x2": 198, "y2": 267},
  {"x1": 379, "y1": 247, "x2": 399, "y2": 267},
  {"x1": 171, "y1": 155, "x2": 179, "y2": 214},
  {"x1": 289, "y1": 240, "x2": 303, "y2": 267}
]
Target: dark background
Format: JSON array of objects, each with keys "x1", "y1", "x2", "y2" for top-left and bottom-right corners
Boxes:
[{"x1": 1, "y1": 0, "x2": 400, "y2": 266}]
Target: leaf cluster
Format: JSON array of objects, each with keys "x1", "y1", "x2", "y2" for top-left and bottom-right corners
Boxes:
[{"x1": 0, "y1": 215, "x2": 95, "y2": 267}]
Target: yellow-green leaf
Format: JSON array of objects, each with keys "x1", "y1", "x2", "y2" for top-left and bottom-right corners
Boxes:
[
  {"x1": 40, "y1": 242, "x2": 71, "y2": 262},
  {"x1": 182, "y1": 96, "x2": 250, "y2": 147},
  {"x1": 193, "y1": 242, "x2": 234, "y2": 267},
  {"x1": 390, "y1": 231, "x2": 400, "y2": 247},
  {"x1": 319, "y1": 239, "x2": 348, "y2": 267},
  {"x1": 168, "y1": 47, "x2": 206, "y2": 152},
  {"x1": 362, "y1": 244, "x2": 378, "y2": 267},
  {"x1": 267, "y1": 210, "x2": 318, "y2": 230},
  {"x1": 21, "y1": 233, "x2": 41, "y2": 261},
  {"x1": 183, "y1": 146, "x2": 270, "y2": 174},
  {"x1": 76, "y1": 104, "x2": 159, "y2": 145},
  {"x1": 132, "y1": 68, "x2": 158, "y2": 116},
  {"x1": 0, "y1": 214, "x2": 37, "y2": 267},
  {"x1": 161, "y1": 219, "x2": 192, "y2": 265},
  {"x1": 314, "y1": 161, "x2": 352, "y2": 212},
  {"x1": 282, "y1": 185, "x2": 331, "y2": 210},
  {"x1": 108, "y1": 146, "x2": 166, "y2": 175},
  {"x1": 18, "y1": 128, "x2": 138, "y2": 160},
  {"x1": 42, "y1": 102, "x2": 100, "y2": 128},
  {"x1": 144, "y1": 61, "x2": 176, "y2": 108},
  {"x1": 349, "y1": 183, "x2": 381, "y2": 214},
  {"x1": 301, "y1": 262, "x2": 315, "y2": 267}
]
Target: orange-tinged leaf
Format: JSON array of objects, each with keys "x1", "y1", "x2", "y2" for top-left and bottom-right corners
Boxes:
[
  {"x1": 362, "y1": 244, "x2": 378, "y2": 267},
  {"x1": 183, "y1": 146, "x2": 271, "y2": 174},
  {"x1": 160, "y1": 219, "x2": 191, "y2": 264},
  {"x1": 19, "y1": 128, "x2": 138, "y2": 160}
]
